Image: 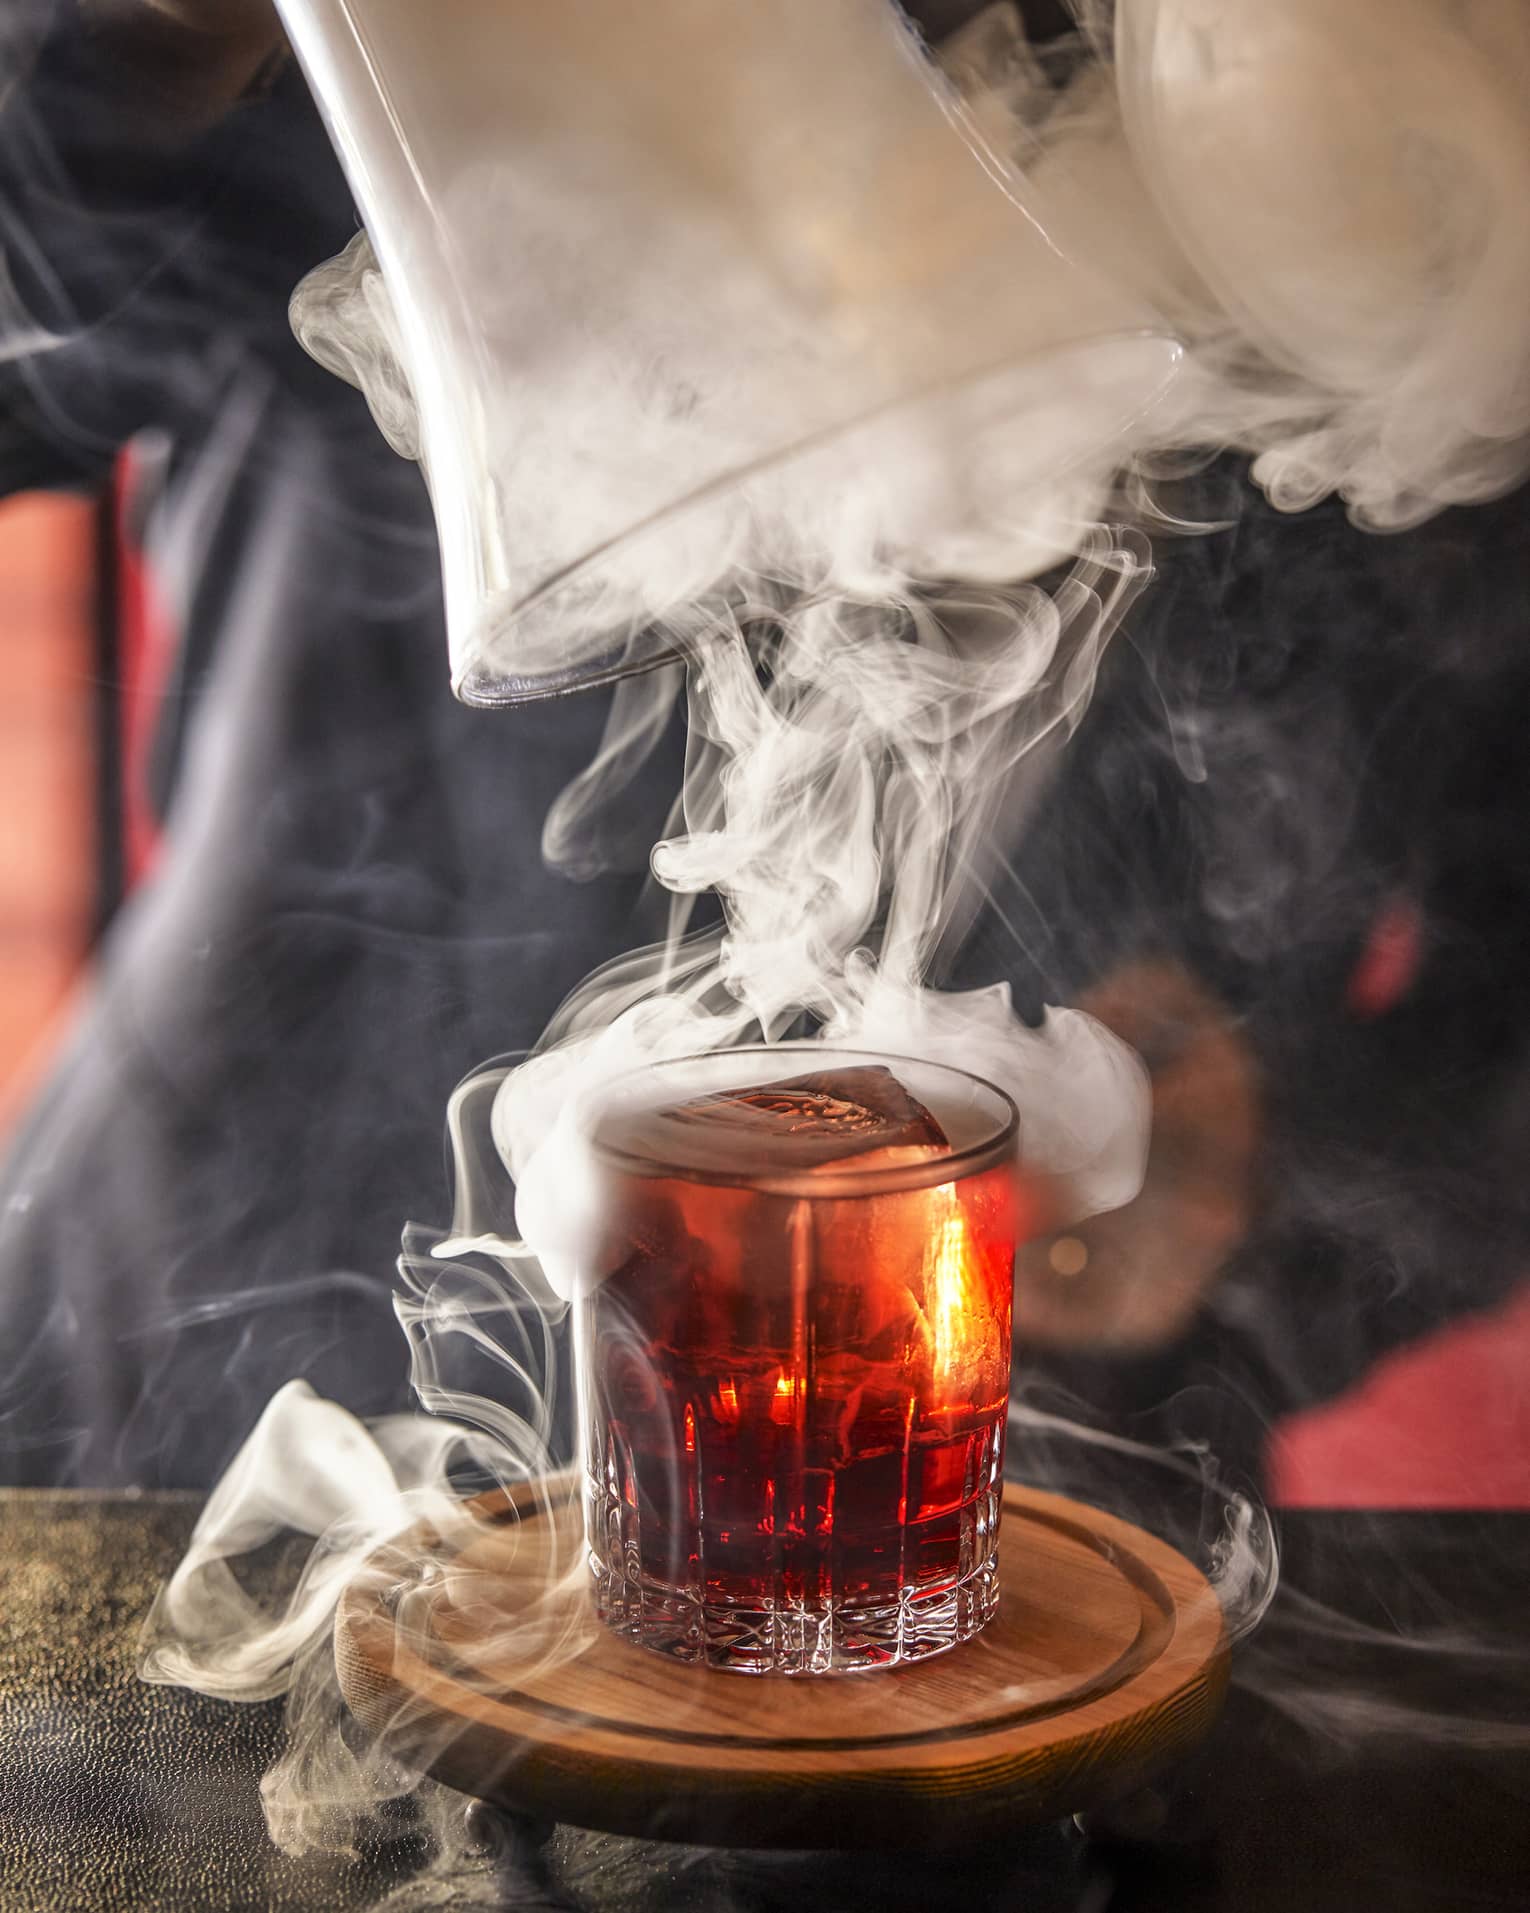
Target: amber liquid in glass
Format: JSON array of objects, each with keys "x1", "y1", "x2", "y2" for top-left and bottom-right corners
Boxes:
[{"x1": 580, "y1": 1064, "x2": 1016, "y2": 1673}]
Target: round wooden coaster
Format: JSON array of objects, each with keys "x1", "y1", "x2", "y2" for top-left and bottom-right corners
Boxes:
[{"x1": 334, "y1": 1476, "x2": 1228, "y2": 1851}]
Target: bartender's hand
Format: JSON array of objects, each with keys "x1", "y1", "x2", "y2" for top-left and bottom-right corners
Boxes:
[
  {"x1": 1017, "y1": 961, "x2": 1262, "y2": 1352},
  {"x1": 81, "y1": 0, "x2": 287, "y2": 139}
]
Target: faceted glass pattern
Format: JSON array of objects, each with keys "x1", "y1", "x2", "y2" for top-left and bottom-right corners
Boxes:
[{"x1": 578, "y1": 1057, "x2": 1017, "y2": 1674}]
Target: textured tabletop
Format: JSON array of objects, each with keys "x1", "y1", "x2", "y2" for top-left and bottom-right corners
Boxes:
[
  {"x1": 0, "y1": 1493, "x2": 424, "y2": 1911},
  {"x1": 1, "y1": 1491, "x2": 1527, "y2": 1912}
]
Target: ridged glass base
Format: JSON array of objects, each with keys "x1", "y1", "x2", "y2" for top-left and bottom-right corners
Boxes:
[{"x1": 588, "y1": 1488, "x2": 1002, "y2": 1675}]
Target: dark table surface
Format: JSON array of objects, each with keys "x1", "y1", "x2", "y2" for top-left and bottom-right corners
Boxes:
[{"x1": 1, "y1": 1490, "x2": 1527, "y2": 1912}]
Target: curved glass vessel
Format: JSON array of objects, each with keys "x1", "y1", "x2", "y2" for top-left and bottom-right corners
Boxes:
[{"x1": 275, "y1": 0, "x2": 1178, "y2": 703}]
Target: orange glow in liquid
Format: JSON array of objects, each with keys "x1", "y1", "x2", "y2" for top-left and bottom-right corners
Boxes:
[{"x1": 581, "y1": 1086, "x2": 1016, "y2": 1612}]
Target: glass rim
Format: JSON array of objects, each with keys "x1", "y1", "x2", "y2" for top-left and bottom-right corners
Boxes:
[
  {"x1": 588, "y1": 1042, "x2": 1020, "y2": 1199},
  {"x1": 452, "y1": 328, "x2": 1182, "y2": 707}
]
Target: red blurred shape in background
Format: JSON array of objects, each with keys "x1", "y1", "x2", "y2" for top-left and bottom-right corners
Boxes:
[
  {"x1": 1346, "y1": 893, "x2": 1424, "y2": 1020},
  {"x1": 1269, "y1": 1281, "x2": 1530, "y2": 1509},
  {"x1": 113, "y1": 445, "x2": 174, "y2": 892},
  {"x1": 0, "y1": 492, "x2": 96, "y2": 1129}
]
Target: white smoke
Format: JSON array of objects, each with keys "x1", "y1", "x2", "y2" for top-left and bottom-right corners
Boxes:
[
  {"x1": 141, "y1": 1382, "x2": 468, "y2": 1704},
  {"x1": 499, "y1": 532, "x2": 1157, "y2": 1307},
  {"x1": 1114, "y1": 0, "x2": 1530, "y2": 525}
]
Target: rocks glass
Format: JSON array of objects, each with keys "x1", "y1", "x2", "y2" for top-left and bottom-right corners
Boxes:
[{"x1": 576, "y1": 1047, "x2": 1018, "y2": 1675}]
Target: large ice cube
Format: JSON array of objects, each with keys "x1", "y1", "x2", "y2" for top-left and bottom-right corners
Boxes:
[{"x1": 615, "y1": 1063, "x2": 951, "y2": 1179}]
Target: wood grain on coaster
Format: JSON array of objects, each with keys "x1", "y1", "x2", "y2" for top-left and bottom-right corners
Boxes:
[{"x1": 335, "y1": 1477, "x2": 1228, "y2": 1850}]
